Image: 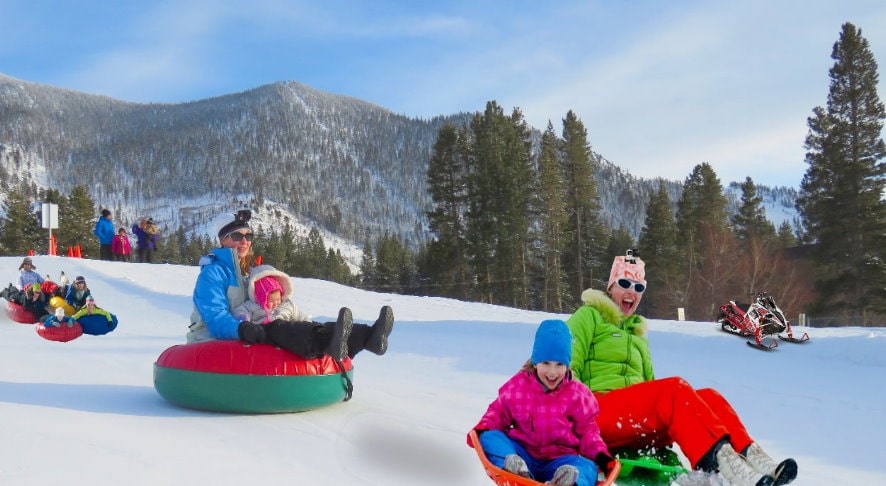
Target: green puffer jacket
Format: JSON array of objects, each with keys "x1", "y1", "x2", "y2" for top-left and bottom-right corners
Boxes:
[{"x1": 566, "y1": 288, "x2": 655, "y2": 393}]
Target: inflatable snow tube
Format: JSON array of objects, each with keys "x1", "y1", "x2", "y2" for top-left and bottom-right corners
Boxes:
[
  {"x1": 153, "y1": 340, "x2": 354, "y2": 414},
  {"x1": 4, "y1": 301, "x2": 38, "y2": 324},
  {"x1": 78, "y1": 313, "x2": 118, "y2": 335},
  {"x1": 36, "y1": 321, "x2": 84, "y2": 342},
  {"x1": 48, "y1": 296, "x2": 76, "y2": 316}
]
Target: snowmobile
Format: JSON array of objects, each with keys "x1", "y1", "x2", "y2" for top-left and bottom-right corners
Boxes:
[{"x1": 717, "y1": 291, "x2": 809, "y2": 350}]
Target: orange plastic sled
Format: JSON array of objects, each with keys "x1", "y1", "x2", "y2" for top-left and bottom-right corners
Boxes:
[{"x1": 467, "y1": 430, "x2": 620, "y2": 486}]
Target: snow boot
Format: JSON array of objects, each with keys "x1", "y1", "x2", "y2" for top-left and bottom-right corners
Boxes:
[
  {"x1": 743, "y1": 443, "x2": 797, "y2": 485},
  {"x1": 504, "y1": 454, "x2": 530, "y2": 477},
  {"x1": 0, "y1": 283, "x2": 16, "y2": 300},
  {"x1": 364, "y1": 306, "x2": 394, "y2": 355},
  {"x1": 716, "y1": 443, "x2": 774, "y2": 486},
  {"x1": 327, "y1": 307, "x2": 353, "y2": 361},
  {"x1": 548, "y1": 464, "x2": 578, "y2": 485}
]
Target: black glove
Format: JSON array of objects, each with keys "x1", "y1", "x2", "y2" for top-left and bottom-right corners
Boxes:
[
  {"x1": 263, "y1": 319, "x2": 319, "y2": 358},
  {"x1": 595, "y1": 452, "x2": 615, "y2": 472},
  {"x1": 238, "y1": 321, "x2": 267, "y2": 344}
]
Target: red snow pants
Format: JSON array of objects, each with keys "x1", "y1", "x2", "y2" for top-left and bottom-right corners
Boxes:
[{"x1": 594, "y1": 376, "x2": 753, "y2": 468}]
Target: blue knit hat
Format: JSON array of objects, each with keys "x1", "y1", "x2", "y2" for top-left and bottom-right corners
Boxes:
[{"x1": 530, "y1": 319, "x2": 572, "y2": 365}]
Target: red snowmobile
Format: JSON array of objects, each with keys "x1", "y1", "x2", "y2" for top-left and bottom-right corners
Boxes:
[{"x1": 717, "y1": 291, "x2": 810, "y2": 350}]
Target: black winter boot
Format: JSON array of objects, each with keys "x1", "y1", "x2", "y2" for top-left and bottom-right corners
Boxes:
[
  {"x1": 344, "y1": 306, "x2": 394, "y2": 358},
  {"x1": 326, "y1": 307, "x2": 353, "y2": 361},
  {"x1": 364, "y1": 306, "x2": 394, "y2": 355}
]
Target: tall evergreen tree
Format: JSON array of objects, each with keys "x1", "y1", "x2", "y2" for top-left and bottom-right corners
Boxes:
[
  {"x1": 464, "y1": 101, "x2": 533, "y2": 306},
  {"x1": 0, "y1": 185, "x2": 42, "y2": 255},
  {"x1": 675, "y1": 163, "x2": 732, "y2": 319},
  {"x1": 638, "y1": 182, "x2": 680, "y2": 318},
  {"x1": 535, "y1": 122, "x2": 570, "y2": 311},
  {"x1": 358, "y1": 240, "x2": 376, "y2": 289},
  {"x1": 776, "y1": 221, "x2": 798, "y2": 248},
  {"x1": 424, "y1": 123, "x2": 470, "y2": 299},
  {"x1": 731, "y1": 177, "x2": 775, "y2": 242},
  {"x1": 59, "y1": 185, "x2": 99, "y2": 258},
  {"x1": 374, "y1": 233, "x2": 416, "y2": 294},
  {"x1": 560, "y1": 110, "x2": 605, "y2": 299},
  {"x1": 797, "y1": 22, "x2": 886, "y2": 319},
  {"x1": 730, "y1": 177, "x2": 779, "y2": 297}
]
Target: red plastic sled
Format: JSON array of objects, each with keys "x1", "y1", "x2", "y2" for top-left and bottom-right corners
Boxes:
[
  {"x1": 467, "y1": 429, "x2": 620, "y2": 486},
  {"x1": 4, "y1": 301, "x2": 38, "y2": 324}
]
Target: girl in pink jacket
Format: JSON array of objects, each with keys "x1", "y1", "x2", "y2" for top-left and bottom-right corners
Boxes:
[{"x1": 469, "y1": 319, "x2": 613, "y2": 486}]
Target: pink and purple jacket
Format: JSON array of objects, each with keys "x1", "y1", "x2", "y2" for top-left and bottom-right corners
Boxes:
[{"x1": 471, "y1": 369, "x2": 610, "y2": 461}]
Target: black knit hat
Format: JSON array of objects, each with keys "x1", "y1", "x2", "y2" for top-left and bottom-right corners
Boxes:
[
  {"x1": 101, "y1": 209, "x2": 111, "y2": 217},
  {"x1": 217, "y1": 209, "x2": 253, "y2": 242}
]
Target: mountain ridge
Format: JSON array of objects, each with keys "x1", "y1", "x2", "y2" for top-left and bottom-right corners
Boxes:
[{"x1": 0, "y1": 73, "x2": 798, "y2": 249}]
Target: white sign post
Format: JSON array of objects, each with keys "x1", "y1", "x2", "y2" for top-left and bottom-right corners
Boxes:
[{"x1": 41, "y1": 203, "x2": 59, "y2": 255}]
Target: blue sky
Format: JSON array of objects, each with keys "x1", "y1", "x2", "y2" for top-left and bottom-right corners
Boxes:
[{"x1": 2, "y1": 1, "x2": 886, "y2": 188}]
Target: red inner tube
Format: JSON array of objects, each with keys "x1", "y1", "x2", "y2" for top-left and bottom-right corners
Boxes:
[
  {"x1": 156, "y1": 340, "x2": 353, "y2": 376},
  {"x1": 4, "y1": 301, "x2": 38, "y2": 324},
  {"x1": 36, "y1": 322, "x2": 84, "y2": 342}
]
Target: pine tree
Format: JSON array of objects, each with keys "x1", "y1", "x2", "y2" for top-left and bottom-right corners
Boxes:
[
  {"x1": 535, "y1": 122, "x2": 570, "y2": 311},
  {"x1": 374, "y1": 233, "x2": 416, "y2": 294},
  {"x1": 0, "y1": 184, "x2": 43, "y2": 255},
  {"x1": 464, "y1": 101, "x2": 534, "y2": 306},
  {"x1": 424, "y1": 123, "x2": 470, "y2": 299},
  {"x1": 797, "y1": 22, "x2": 886, "y2": 319},
  {"x1": 302, "y1": 227, "x2": 327, "y2": 279},
  {"x1": 359, "y1": 240, "x2": 376, "y2": 289},
  {"x1": 560, "y1": 110, "x2": 605, "y2": 299},
  {"x1": 731, "y1": 177, "x2": 775, "y2": 242},
  {"x1": 59, "y1": 185, "x2": 99, "y2": 258},
  {"x1": 730, "y1": 177, "x2": 780, "y2": 296},
  {"x1": 638, "y1": 182, "x2": 680, "y2": 318},
  {"x1": 161, "y1": 226, "x2": 182, "y2": 264},
  {"x1": 675, "y1": 163, "x2": 733, "y2": 319},
  {"x1": 776, "y1": 221, "x2": 798, "y2": 248}
]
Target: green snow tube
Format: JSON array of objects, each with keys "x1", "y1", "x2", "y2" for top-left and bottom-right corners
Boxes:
[{"x1": 153, "y1": 340, "x2": 353, "y2": 414}]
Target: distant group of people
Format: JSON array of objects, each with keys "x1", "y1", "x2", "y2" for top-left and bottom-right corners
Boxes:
[
  {"x1": 0, "y1": 258, "x2": 109, "y2": 324},
  {"x1": 93, "y1": 209, "x2": 159, "y2": 263}
]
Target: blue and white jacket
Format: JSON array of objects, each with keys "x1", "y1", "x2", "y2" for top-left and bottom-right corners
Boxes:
[{"x1": 187, "y1": 247, "x2": 248, "y2": 342}]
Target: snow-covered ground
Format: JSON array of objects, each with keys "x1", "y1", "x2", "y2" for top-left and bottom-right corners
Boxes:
[{"x1": 0, "y1": 255, "x2": 882, "y2": 485}]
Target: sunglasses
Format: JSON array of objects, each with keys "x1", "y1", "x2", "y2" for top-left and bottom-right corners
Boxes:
[
  {"x1": 228, "y1": 232, "x2": 254, "y2": 242},
  {"x1": 616, "y1": 278, "x2": 646, "y2": 293}
]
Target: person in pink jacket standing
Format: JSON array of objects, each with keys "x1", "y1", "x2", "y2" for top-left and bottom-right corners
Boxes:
[
  {"x1": 111, "y1": 228, "x2": 132, "y2": 262},
  {"x1": 469, "y1": 319, "x2": 614, "y2": 486}
]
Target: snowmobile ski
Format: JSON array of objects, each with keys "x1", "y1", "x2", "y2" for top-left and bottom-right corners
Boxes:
[{"x1": 747, "y1": 338, "x2": 778, "y2": 351}]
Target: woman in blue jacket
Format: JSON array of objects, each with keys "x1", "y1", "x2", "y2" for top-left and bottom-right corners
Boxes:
[
  {"x1": 186, "y1": 210, "x2": 394, "y2": 363},
  {"x1": 93, "y1": 209, "x2": 115, "y2": 261}
]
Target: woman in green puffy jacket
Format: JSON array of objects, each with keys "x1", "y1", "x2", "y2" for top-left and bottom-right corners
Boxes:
[{"x1": 566, "y1": 251, "x2": 797, "y2": 486}]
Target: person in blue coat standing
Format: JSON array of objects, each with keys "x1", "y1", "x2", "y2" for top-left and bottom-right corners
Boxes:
[{"x1": 93, "y1": 209, "x2": 115, "y2": 261}]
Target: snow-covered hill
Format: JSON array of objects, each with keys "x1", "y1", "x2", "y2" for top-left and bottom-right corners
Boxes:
[{"x1": 0, "y1": 255, "x2": 882, "y2": 485}]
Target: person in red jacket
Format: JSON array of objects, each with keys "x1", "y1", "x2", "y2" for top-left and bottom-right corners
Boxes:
[{"x1": 111, "y1": 228, "x2": 132, "y2": 262}]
